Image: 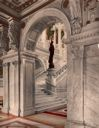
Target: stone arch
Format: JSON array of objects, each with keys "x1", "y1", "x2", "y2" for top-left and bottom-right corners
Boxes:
[
  {"x1": 21, "y1": 8, "x2": 71, "y2": 51},
  {"x1": 35, "y1": 56, "x2": 47, "y2": 72}
]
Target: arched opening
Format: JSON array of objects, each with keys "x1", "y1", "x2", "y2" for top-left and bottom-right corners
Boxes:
[{"x1": 21, "y1": 8, "x2": 71, "y2": 113}]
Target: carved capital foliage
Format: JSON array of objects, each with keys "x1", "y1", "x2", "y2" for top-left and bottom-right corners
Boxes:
[
  {"x1": 3, "y1": 62, "x2": 10, "y2": 67},
  {"x1": 84, "y1": 0, "x2": 97, "y2": 10},
  {"x1": 0, "y1": 25, "x2": 8, "y2": 52},
  {"x1": 8, "y1": 18, "x2": 21, "y2": 50},
  {"x1": 61, "y1": 0, "x2": 69, "y2": 9},
  {"x1": 69, "y1": 0, "x2": 82, "y2": 35},
  {"x1": 71, "y1": 45, "x2": 84, "y2": 59},
  {"x1": 12, "y1": 61, "x2": 18, "y2": 66},
  {"x1": 71, "y1": 18, "x2": 82, "y2": 35}
]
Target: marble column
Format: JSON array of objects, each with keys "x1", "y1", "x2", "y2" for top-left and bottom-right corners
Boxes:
[
  {"x1": 41, "y1": 29, "x2": 46, "y2": 48},
  {"x1": 53, "y1": 26, "x2": 56, "y2": 47},
  {"x1": 2, "y1": 63, "x2": 10, "y2": 113},
  {"x1": 20, "y1": 52, "x2": 35, "y2": 116},
  {"x1": 2, "y1": 18, "x2": 21, "y2": 116},
  {"x1": 2, "y1": 51, "x2": 35, "y2": 116},
  {"x1": 57, "y1": 24, "x2": 62, "y2": 57},
  {"x1": 2, "y1": 52, "x2": 21, "y2": 116},
  {"x1": 66, "y1": 44, "x2": 85, "y2": 128}
]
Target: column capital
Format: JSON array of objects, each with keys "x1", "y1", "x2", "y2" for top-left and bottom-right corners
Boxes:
[
  {"x1": 12, "y1": 61, "x2": 18, "y2": 66},
  {"x1": 3, "y1": 62, "x2": 10, "y2": 67},
  {"x1": 71, "y1": 45, "x2": 84, "y2": 59}
]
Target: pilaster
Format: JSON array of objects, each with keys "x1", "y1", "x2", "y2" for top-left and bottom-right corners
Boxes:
[
  {"x1": 2, "y1": 63, "x2": 10, "y2": 114},
  {"x1": 66, "y1": 21, "x2": 99, "y2": 128},
  {"x1": 2, "y1": 51, "x2": 36, "y2": 116},
  {"x1": 20, "y1": 51, "x2": 35, "y2": 116}
]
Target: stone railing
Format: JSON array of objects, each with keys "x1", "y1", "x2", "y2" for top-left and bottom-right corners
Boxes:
[
  {"x1": 55, "y1": 64, "x2": 67, "y2": 79},
  {"x1": 35, "y1": 67, "x2": 44, "y2": 78},
  {"x1": 55, "y1": 64, "x2": 67, "y2": 98}
]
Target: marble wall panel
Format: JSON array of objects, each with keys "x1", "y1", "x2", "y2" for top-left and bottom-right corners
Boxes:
[{"x1": 84, "y1": 44, "x2": 99, "y2": 127}]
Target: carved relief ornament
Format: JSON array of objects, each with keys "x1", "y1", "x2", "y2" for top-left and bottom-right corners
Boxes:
[
  {"x1": 71, "y1": 45, "x2": 84, "y2": 59},
  {"x1": 8, "y1": 18, "x2": 20, "y2": 50}
]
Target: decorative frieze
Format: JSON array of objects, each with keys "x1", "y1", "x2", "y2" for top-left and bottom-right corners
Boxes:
[{"x1": 71, "y1": 28, "x2": 99, "y2": 43}]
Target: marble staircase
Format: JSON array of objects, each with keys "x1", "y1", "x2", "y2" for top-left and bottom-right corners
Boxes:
[
  {"x1": 35, "y1": 87, "x2": 66, "y2": 113},
  {"x1": 35, "y1": 61, "x2": 67, "y2": 113}
]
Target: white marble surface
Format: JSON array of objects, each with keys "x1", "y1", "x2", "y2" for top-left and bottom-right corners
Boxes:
[
  {"x1": 84, "y1": 44, "x2": 99, "y2": 127},
  {"x1": 0, "y1": 118, "x2": 53, "y2": 128}
]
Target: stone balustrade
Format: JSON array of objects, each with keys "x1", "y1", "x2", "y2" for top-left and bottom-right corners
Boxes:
[{"x1": 55, "y1": 64, "x2": 67, "y2": 78}]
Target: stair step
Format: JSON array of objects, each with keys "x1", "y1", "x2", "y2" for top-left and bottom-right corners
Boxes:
[
  {"x1": 35, "y1": 103, "x2": 66, "y2": 113},
  {"x1": 36, "y1": 101, "x2": 66, "y2": 109},
  {"x1": 35, "y1": 96, "x2": 63, "y2": 103},
  {"x1": 35, "y1": 98, "x2": 65, "y2": 105}
]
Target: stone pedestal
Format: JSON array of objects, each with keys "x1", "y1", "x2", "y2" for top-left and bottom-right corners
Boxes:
[
  {"x1": 2, "y1": 51, "x2": 35, "y2": 116},
  {"x1": 20, "y1": 51, "x2": 35, "y2": 116},
  {"x1": 46, "y1": 68, "x2": 56, "y2": 95}
]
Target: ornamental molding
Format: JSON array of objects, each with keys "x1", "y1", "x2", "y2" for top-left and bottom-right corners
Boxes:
[{"x1": 71, "y1": 28, "x2": 99, "y2": 44}]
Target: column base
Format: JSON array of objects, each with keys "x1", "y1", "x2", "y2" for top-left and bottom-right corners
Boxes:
[
  {"x1": 20, "y1": 108, "x2": 35, "y2": 117},
  {"x1": 2, "y1": 107, "x2": 9, "y2": 114},
  {"x1": 66, "y1": 120, "x2": 85, "y2": 128}
]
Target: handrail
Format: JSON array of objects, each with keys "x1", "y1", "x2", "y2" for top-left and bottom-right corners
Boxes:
[{"x1": 54, "y1": 64, "x2": 67, "y2": 78}]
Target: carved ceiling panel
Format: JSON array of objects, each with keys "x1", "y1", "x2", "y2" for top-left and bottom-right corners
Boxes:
[{"x1": 0, "y1": 0, "x2": 42, "y2": 12}]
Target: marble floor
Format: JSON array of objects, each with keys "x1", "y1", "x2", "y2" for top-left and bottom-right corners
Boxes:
[
  {"x1": 0, "y1": 109, "x2": 66, "y2": 128},
  {"x1": 0, "y1": 118, "x2": 53, "y2": 128}
]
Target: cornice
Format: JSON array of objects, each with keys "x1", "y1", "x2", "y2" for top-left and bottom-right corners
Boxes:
[{"x1": 71, "y1": 28, "x2": 99, "y2": 46}]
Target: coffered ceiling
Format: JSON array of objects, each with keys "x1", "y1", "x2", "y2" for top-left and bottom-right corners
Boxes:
[
  {"x1": 0, "y1": 0, "x2": 55, "y2": 19},
  {"x1": 0, "y1": 0, "x2": 42, "y2": 12}
]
